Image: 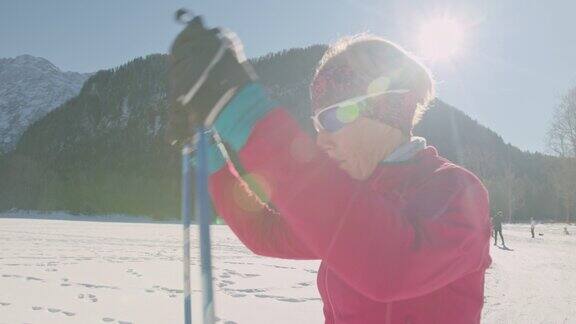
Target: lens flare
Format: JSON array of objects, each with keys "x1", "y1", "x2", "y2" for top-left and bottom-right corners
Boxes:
[
  {"x1": 418, "y1": 16, "x2": 464, "y2": 60},
  {"x1": 336, "y1": 104, "x2": 360, "y2": 124}
]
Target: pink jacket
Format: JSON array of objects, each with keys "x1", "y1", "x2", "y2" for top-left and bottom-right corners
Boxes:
[{"x1": 207, "y1": 85, "x2": 492, "y2": 323}]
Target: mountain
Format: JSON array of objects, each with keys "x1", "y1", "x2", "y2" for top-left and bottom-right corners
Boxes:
[
  {"x1": 0, "y1": 55, "x2": 91, "y2": 153},
  {"x1": 0, "y1": 47, "x2": 569, "y2": 221}
]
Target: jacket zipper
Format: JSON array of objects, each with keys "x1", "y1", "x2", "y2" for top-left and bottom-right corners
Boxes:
[{"x1": 325, "y1": 266, "x2": 337, "y2": 322}]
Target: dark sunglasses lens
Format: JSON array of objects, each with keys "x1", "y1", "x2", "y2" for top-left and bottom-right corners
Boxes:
[{"x1": 318, "y1": 107, "x2": 346, "y2": 132}]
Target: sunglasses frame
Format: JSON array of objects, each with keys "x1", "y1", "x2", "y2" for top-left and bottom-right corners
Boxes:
[{"x1": 311, "y1": 89, "x2": 410, "y2": 133}]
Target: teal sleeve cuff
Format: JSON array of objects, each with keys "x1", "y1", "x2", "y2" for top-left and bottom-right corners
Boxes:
[
  {"x1": 190, "y1": 139, "x2": 225, "y2": 175},
  {"x1": 213, "y1": 83, "x2": 277, "y2": 152},
  {"x1": 202, "y1": 83, "x2": 276, "y2": 175}
]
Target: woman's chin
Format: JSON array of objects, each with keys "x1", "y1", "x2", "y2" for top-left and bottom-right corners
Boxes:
[
  {"x1": 342, "y1": 161, "x2": 379, "y2": 180},
  {"x1": 343, "y1": 165, "x2": 370, "y2": 180},
  {"x1": 338, "y1": 162, "x2": 354, "y2": 177}
]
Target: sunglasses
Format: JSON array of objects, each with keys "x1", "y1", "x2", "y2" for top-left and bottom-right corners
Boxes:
[{"x1": 311, "y1": 89, "x2": 410, "y2": 133}]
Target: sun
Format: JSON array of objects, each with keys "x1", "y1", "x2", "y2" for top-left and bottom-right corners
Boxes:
[{"x1": 418, "y1": 16, "x2": 465, "y2": 61}]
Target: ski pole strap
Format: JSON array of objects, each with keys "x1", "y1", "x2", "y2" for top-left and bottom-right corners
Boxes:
[{"x1": 176, "y1": 42, "x2": 229, "y2": 107}]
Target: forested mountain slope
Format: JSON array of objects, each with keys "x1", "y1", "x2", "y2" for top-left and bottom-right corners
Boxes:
[{"x1": 0, "y1": 47, "x2": 566, "y2": 221}]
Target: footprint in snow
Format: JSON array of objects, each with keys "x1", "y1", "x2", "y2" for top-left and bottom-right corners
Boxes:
[
  {"x1": 102, "y1": 317, "x2": 115, "y2": 322},
  {"x1": 235, "y1": 288, "x2": 266, "y2": 293},
  {"x1": 78, "y1": 283, "x2": 118, "y2": 290},
  {"x1": 254, "y1": 294, "x2": 306, "y2": 303},
  {"x1": 32, "y1": 306, "x2": 42, "y2": 310},
  {"x1": 0, "y1": 302, "x2": 10, "y2": 306},
  {"x1": 78, "y1": 293, "x2": 97, "y2": 302},
  {"x1": 276, "y1": 297, "x2": 306, "y2": 303},
  {"x1": 273, "y1": 265, "x2": 295, "y2": 269},
  {"x1": 47, "y1": 308, "x2": 61, "y2": 313}
]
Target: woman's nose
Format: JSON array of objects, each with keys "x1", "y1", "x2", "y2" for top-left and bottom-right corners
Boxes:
[{"x1": 316, "y1": 130, "x2": 335, "y2": 150}]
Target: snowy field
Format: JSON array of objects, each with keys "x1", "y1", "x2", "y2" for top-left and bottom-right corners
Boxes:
[
  {"x1": 482, "y1": 222, "x2": 576, "y2": 324},
  {"x1": 1, "y1": 211, "x2": 575, "y2": 324}
]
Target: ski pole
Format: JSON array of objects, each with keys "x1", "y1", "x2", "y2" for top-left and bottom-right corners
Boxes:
[
  {"x1": 174, "y1": 10, "x2": 223, "y2": 324},
  {"x1": 181, "y1": 143, "x2": 194, "y2": 324},
  {"x1": 195, "y1": 127, "x2": 215, "y2": 324}
]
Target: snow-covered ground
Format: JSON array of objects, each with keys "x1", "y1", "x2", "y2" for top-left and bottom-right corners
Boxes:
[
  {"x1": 0, "y1": 212, "x2": 322, "y2": 324},
  {"x1": 482, "y1": 222, "x2": 576, "y2": 324},
  {"x1": 1, "y1": 211, "x2": 575, "y2": 324}
]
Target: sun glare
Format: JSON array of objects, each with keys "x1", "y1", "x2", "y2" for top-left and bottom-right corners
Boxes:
[{"x1": 418, "y1": 16, "x2": 464, "y2": 61}]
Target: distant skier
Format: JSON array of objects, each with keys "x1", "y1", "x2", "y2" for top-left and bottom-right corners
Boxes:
[
  {"x1": 530, "y1": 217, "x2": 536, "y2": 238},
  {"x1": 167, "y1": 16, "x2": 492, "y2": 324},
  {"x1": 564, "y1": 226, "x2": 570, "y2": 235},
  {"x1": 492, "y1": 211, "x2": 505, "y2": 247}
]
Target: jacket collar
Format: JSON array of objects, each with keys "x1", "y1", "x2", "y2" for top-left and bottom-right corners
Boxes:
[
  {"x1": 369, "y1": 145, "x2": 441, "y2": 193},
  {"x1": 382, "y1": 137, "x2": 427, "y2": 164}
]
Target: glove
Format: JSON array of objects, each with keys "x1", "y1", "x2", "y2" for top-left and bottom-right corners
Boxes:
[{"x1": 166, "y1": 14, "x2": 256, "y2": 146}]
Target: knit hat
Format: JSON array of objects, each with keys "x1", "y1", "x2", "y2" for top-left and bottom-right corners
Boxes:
[
  {"x1": 310, "y1": 36, "x2": 434, "y2": 135},
  {"x1": 311, "y1": 64, "x2": 419, "y2": 135}
]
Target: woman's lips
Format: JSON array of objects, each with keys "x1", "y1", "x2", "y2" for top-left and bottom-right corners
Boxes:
[{"x1": 325, "y1": 152, "x2": 347, "y2": 169}]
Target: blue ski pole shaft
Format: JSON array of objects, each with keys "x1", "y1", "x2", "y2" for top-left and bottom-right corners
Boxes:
[
  {"x1": 195, "y1": 127, "x2": 215, "y2": 324},
  {"x1": 182, "y1": 143, "x2": 193, "y2": 324}
]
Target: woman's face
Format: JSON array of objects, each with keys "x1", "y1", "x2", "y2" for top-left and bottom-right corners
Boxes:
[{"x1": 315, "y1": 116, "x2": 404, "y2": 180}]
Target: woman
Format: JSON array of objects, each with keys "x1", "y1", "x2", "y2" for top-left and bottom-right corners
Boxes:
[{"x1": 168, "y1": 16, "x2": 492, "y2": 324}]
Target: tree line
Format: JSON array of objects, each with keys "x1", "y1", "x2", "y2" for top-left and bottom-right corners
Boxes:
[{"x1": 0, "y1": 46, "x2": 574, "y2": 223}]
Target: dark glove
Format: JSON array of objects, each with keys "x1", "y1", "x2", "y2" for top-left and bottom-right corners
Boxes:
[{"x1": 166, "y1": 14, "x2": 256, "y2": 146}]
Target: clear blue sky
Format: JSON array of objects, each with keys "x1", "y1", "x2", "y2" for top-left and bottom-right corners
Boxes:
[{"x1": 2, "y1": 0, "x2": 575, "y2": 153}]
